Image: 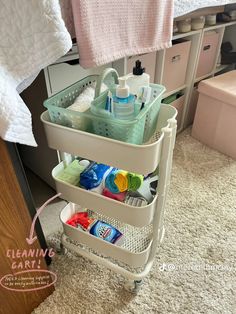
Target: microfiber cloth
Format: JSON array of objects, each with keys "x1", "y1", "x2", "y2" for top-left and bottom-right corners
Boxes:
[
  {"x1": 114, "y1": 171, "x2": 128, "y2": 193},
  {"x1": 102, "y1": 188, "x2": 126, "y2": 202},
  {"x1": 71, "y1": 0, "x2": 174, "y2": 68},
  {"x1": 67, "y1": 83, "x2": 107, "y2": 112},
  {"x1": 127, "y1": 173, "x2": 144, "y2": 192},
  {"x1": 80, "y1": 163, "x2": 110, "y2": 190},
  {"x1": 105, "y1": 168, "x2": 119, "y2": 194}
]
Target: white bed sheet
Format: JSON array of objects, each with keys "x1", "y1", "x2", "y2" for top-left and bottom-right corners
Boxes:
[{"x1": 174, "y1": 0, "x2": 236, "y2": 17}]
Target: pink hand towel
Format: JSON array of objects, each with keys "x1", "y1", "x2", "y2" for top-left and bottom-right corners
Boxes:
[{"x1": 71, "y1": 0, "x2": 174, "y2": 68}]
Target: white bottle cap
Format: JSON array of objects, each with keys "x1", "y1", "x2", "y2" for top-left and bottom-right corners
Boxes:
[
  {"x1": 116, "y1": 78, "x2": 129, "y2": 98},
  {"x1": 79, "y1": 159, "x2": 90, "y2": 168}
]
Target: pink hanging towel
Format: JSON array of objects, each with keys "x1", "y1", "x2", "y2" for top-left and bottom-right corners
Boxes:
[{"x1": 71, "y1": 0, "x2": 174, "y2": 68}]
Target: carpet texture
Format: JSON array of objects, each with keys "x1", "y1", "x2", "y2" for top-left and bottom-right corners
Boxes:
[{"x1": 34, "y1": 129, "x2": 236, "y2": 314}]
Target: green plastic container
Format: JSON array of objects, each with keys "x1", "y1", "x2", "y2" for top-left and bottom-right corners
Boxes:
[
  {"x1": 43, "y1": 75, "x2": 98, "y2": 132},
  {"x1": 44, "y1": 68, "x2": 165, "y2": 144},
  {"x1": 91, "y1": 84, "x2": 165, "y2": 144}
]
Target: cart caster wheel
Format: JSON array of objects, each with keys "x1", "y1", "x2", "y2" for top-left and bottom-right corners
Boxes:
[
  {"x1": 124, "y1": 280, "x2": 142, "y2": 293},
  {"x1": 58, "y1": 243, "x2": 67, "y2": 255}
]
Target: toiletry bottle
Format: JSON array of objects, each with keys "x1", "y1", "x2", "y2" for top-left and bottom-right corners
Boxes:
[
  {"x1": 113, "y1": 78, "x2": 135, "y2": 120},
  {"x1": 89, "y1": 220, "x2": 123, "y2": 245},
  {"x1": 126, "y1": 60, "x2": 150, "y2": 96}
]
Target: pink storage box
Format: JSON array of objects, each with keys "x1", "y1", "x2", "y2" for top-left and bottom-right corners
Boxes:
[
  {"x1": 192, "y1": 70, "x2": 236, "y2": 159},
  {"x1": 196, "y1": 31, "x2": 220, "y2": 79},
  {"x1": 162, "y1": 40, "x2": 191, "y2": 93},
  {"x1": 170, "y1": 95, "x2": 185, "y2": 130}
]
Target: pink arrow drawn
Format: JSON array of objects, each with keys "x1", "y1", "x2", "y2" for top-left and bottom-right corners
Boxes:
[{"x1": 26, "y1": 193, "x2": 62, "y2": 245}]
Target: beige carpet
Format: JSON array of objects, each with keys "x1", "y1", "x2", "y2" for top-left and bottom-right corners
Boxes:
[
  {"x1": 34, "y1": 129, "x2": 236, "y2": 314},
  {"x1": 25, "y1": 169, "x2": 66, "y2": 237}
]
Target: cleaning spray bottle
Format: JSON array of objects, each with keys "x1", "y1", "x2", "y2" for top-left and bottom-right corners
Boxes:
[
  {"x1": 66, "y1": 211, "x2": 124, "y2": 245},
  {"x1": 112, "y1": 78, "x2": 135, "y2": 120}
]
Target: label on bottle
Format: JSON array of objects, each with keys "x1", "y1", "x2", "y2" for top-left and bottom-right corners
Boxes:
[
  {"x1": 113, "y1": 95, "x2": 135, "y2": 120},
  {"x1": 89, "y1": 220, "x2": 123, "y2": 244}
]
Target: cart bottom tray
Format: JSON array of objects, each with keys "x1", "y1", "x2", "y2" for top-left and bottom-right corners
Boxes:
[{"x1": 60, "y1": 203, "x2": 153, "y2": 268}]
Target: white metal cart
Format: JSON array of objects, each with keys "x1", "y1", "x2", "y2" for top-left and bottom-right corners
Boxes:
[{"x1": 41, "y1": 101, "x2": 177, "y2": 292}]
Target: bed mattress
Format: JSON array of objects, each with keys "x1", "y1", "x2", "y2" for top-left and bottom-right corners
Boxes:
[{"x1": 174, "y1": 0, "x2": 236, "y2": 17}]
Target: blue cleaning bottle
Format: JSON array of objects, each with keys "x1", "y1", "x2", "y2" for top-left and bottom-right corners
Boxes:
[
  {"x1": 89, "y1": 220, "x2": 123, "y2": 245},
  {"x1": 113, "y1": 78, "x2": 135, "y2": 120}
]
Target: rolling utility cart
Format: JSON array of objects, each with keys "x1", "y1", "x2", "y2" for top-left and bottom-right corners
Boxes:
[{"x1": 41, "y1": 70, "x2": 177, "y2": 292}]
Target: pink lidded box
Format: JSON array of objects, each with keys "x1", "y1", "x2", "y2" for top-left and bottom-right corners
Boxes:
[{"x1": 192, "y1": 70, "x2": 236, "y2": 159}]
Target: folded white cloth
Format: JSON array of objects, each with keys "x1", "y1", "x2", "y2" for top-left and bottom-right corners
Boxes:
[
  {"x1": 0, "y1": 0, "x2": 72, "y2": 146},
  {"x1": 67, "y1": 84, "x2": 96, "y2": 113},
  {"x1": 67, "y1": 82, "x2": 107, "y2": 112}
]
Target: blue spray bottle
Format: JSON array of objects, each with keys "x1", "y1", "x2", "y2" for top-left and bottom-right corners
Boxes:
[{"x1": 112, "y1": 78, "x2": 135, "y2": 120}]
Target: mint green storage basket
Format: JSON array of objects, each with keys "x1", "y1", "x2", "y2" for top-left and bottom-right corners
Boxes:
[
  {"x1": 91, "y1": 93, "x2": 146, "y2": 144},
  {"x1": 43, "y1": 69, "x2": 118, "y2": 132},
  {"x1": 44, "y1": 75, "x2": 98, "y2": 132},
  {"x1": 91, "y1": 82, "x2": 165, "y2": 144},
  {"x1": 43, "y1": 68, "x2": 165, "y2": 145}
]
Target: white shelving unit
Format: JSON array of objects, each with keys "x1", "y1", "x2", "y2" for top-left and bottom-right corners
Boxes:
[
  {"x1": 41, "y1": 103, "x2": 177, "y2": 292},
  {"x1": 214, "y1": 64, "x2": 231, "y2": 73},
  {"x1": 112, "y1": 20, "x2": 236, "y2": 132},
  {"x1": 162, "y1": 84, "x2": 186, "y2": 99},
  {"x1": 163, "y1": 21, "x2": 236, "y2": 129}
]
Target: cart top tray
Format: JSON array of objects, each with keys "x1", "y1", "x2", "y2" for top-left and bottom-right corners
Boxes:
[{"x1": 41, "y1": 104, "x2": 177, "y2": 174}]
